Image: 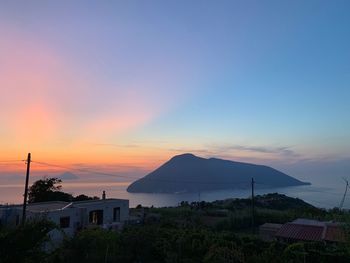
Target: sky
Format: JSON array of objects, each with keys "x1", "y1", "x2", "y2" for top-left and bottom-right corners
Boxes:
[{"x1": 0, "y1": 0, "x2": 350, "y2": 185}]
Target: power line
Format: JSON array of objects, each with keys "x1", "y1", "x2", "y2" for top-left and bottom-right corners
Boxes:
[
  {"x1": 0, "y1": 160, "x2": 24, "y2": 163},
  {"x1": 1, "y1": 159, "x2": 309, "y2": 188},
  {"x1": 0, "y1": 158, "x2": 262, "y2": 186},
  {"x1": 32, "y1": 161, "x2": 140, "y2": 180},
  {"x1": 30, "y1": 160, "x2": 264, "y2": 185}
]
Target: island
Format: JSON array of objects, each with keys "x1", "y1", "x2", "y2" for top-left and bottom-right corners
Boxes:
[{"x1": 127, "y1": 153, "x2": 310, "y2": 193}]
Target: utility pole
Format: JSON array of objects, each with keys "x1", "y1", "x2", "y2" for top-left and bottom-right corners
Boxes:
[
  {"x1": 251, "y1": 177, "x2": 255, "y2": 232},
  {"x1": 22, "y1": 153, "x2": 31, "y2": 225}
]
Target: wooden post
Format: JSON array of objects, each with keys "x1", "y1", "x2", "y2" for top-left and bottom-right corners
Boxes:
[{"x1": 22, "y1": 153, "x2": 31, "y2": 225}]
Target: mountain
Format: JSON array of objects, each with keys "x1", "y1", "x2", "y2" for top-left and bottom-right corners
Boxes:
[{"x1": 127, "y1": 153, "x2": 310, "y2": 193}]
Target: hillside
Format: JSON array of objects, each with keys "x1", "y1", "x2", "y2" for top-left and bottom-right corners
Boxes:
[{"x1": 127, "y1": 153, "x2": 310, "y2": 193}]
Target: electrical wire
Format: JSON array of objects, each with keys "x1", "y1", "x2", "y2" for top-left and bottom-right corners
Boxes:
[
  {"x1": 32, "y1": 160, "x2": 258, "y2": 185},
  {"x1": 32, "y1": 160, "x2": 140, "y2": 180},
  {"x1": 29, "y1": 161, "x2": 347, "y2": 195},
  {"x1": 0, "y1": 160, "x2": 24, "y2": 163}
]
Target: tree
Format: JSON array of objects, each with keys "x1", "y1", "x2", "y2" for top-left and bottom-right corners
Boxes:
[
  {"x1": 28, "y1": 177, "x2": 100, "y2": 203},
  {"x1": 283, "y1": 243, "x2": 307, "y2": 263},
  {"x1": 28, "y1": 177, "x2": 73, "y2": 203},
  {"x1": 204, "y1": 245, "x2": 244, "y2": 263},
  {"x1": 74, "y1": 194, "x2": 99, "y2": 202}
]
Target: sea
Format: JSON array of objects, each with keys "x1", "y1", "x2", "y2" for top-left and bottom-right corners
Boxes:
[{"x1": 0, "y1": 181, "x2": 348, "y2": 209}]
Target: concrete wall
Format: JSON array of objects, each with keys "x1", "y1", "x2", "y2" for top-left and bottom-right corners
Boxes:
[
  {"x1": 45, "y1": 207, "x2": 82, "y2": 237},
  {"x1": 74, "y1": 199, "x2": 129, "y2": 226}
]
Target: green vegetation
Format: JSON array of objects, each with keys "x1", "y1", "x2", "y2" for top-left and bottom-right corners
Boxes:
[
  {"x1": 2, "y1": 192, "x2": 350, "y2": 262},
  {"x1": 0, "y1": 219, "x2": 56, "y2": 263},
  {"x1": 147, "y1": 193, "x2": 344, "y2": 233}
]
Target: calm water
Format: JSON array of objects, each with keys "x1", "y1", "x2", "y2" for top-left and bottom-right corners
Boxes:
[{"x1": 0, "y1": 181, "x2": 348, "y2": 209}]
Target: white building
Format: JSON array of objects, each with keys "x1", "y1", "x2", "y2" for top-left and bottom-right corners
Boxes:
[{"x1": 0, "y1": 198, "x2": 129, "y2": 240}]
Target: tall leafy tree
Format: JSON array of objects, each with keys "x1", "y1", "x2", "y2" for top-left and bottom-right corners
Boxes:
[{"x1": 28, "y1": 177, "x2": 73, "y2": 203}]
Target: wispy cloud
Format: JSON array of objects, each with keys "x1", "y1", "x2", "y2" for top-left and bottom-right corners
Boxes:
[
  {"x1": 212, "y1": 145, "x2": 301, "y2": 158},
  {"x1": 90, "y1": 143, "x2": 141, "y2": 149},
  {"x1": 169, "y1": 148, "x2": 214, "y2": 155},
  {"x1": 168, "y1": 144, "x2": 301, "y2": 160}
]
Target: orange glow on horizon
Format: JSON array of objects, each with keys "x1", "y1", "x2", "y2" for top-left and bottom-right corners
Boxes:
[{"x1": 0, "y1": 26, "x2": 309, "y2": 180}]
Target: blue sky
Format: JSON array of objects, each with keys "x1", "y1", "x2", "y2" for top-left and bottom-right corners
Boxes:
[{"x1": 0, "y1": 0, "x2": 349, "y2": 184}]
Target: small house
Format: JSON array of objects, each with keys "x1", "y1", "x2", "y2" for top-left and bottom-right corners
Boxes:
[
  {"x1": 273, "y1": 218, "x2": 346, "y2": 243},
  {"x1": 0, "y1": 198, "x2": 129, "y2": 242}
]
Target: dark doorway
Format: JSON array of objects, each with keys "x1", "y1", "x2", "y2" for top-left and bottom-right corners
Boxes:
[
  {"x1": 89, "y1": 209, "x2": 103, "y2": 225},
  {"x1": 113, "y1": 207, "x2": 120, "y2": 222}
]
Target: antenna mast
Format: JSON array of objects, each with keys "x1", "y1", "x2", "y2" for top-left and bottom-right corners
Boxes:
[
  {"x1": 339, "y1": 177, "x2": 349, "y2": 210},
  {"x1": 251, "y1": 177, "x2": 255, "y2": 231}
]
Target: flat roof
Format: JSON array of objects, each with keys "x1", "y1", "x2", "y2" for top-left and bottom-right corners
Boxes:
[
  {"x1": 73, "y1": 198, "x2": 129, "y2": 207},
  {"x1": 27, "y1": 201, "x2": 72, "y2": 212},
  {"x1": 0, "y1": 201, "x2": 71, "y2": 212},
  {"x1": 0, "y1": 198, "x2": 129, "y2": 212}
]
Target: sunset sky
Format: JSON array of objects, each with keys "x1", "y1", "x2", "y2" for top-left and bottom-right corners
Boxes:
[{"x1": 1, "y1": 1, "x2": 350, "y2": 184}]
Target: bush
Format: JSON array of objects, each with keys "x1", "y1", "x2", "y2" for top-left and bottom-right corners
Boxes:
[{"x1": 0, "y1": 219, "x2": 56, "y2": 263}]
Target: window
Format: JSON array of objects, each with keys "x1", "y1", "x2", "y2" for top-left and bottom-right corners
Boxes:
[
  {"x1": 60, "y1": 216, "x2": 70, "y2": 228},
  {"x1": 89, "y1": 210, "x2": 103, "y2": 225},
  {"x1": 113, "y1": 207, "x2": 120, "y2": 222}
]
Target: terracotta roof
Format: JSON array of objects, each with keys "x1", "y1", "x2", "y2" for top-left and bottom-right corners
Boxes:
[
  {"x1": 276, "y1": 223, "x2": 324, "y2": 242},
  {"x1": 275, "y1": 219, "x2": 346, "y2": 243}
]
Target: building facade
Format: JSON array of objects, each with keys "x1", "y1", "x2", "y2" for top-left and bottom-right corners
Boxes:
[{"x1": 0, "y1": 198, "x2": 129, "y2": 240}]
